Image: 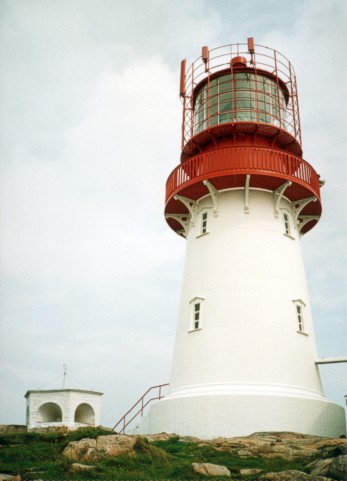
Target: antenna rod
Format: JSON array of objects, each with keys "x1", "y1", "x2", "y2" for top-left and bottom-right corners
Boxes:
[{"x1": 63, "y1": 364, "x2": 67, "y2": 389}]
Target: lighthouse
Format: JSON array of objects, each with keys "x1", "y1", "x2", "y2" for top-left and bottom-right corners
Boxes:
[{"x1": 138, "y1": 39, "x2": 346, "y2": 438}]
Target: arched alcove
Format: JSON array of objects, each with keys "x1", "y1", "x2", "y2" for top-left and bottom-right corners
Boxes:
[
  {"x1": 38, "y1": 402, "x2": 62, "y2": 422},
  {"x1": 74, "y1": 403, "x2": 95, "y2": 424}
]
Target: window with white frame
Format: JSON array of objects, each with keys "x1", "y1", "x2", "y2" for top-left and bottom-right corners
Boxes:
[
  {"x1": 189, "y1": 297, "x2": 204, "y2": 331},
  {"x1": 194, "y1": 303, "x2": 201, "y2": 329},
  {"x1": 283, "y1": 212, "x2": 291, "y2": 236},
  {"x1": 201, "y1": 211, "x2": 208, "y2": 235},
  {"x1": 293, "y1": 299, "x2": 306, "y2": 334}
]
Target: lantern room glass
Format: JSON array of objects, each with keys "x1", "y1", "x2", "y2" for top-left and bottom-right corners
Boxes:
[{"x1": 193, "y1": 72, "x2": 287, "y2": 135}]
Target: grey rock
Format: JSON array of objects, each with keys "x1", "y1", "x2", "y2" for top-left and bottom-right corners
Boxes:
[
  {"x1": 70, "y1": 463, "x2": 95, "y2": 472},
  {"x1": 63, "y1": 434, "x2": 137, "y2": 462},
  {"x1": 138, "y1": 432, "x2": 176, "y2": 442},
  {"x1": 259, "y1": 470, "x2": 332, "y2": 480},
  {"x1": 192, "y1": 462, "x2": 231, "y2": 477},
  {"x1": 328, "y1": 454, "x2": 347, "y2": 479},
  {"x1": 240, "y1": 468, "x2": 263, "y2": 475},
  {"x1": 307, "y1": 457, "x2": 333, "y2": 476}
]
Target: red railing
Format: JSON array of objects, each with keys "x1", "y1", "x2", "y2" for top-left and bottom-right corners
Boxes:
[
  {"x1": 181, "y1": 41, "x2": 301, "y2": 149},
  {"x1": 165, "y1": 147, "x2": 320, "y2": 204},
  {"x1": 112, "y1": 383, "x2": 169, "y2": 434}
]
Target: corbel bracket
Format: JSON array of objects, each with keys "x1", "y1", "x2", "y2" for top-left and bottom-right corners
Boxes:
[
  {"x1": 174, "y1": 195, "x2": 197, "y2": 225},
  {"x1": 273, "y1": 181, "x2": 292, "y2": 217},
  {"x1": 244, "y1": 175, "x2": 251, "y2": 214},
  {"x1": 297, "y1": 215, "x2": 320, "y2": 236},
  {"x1": 292, "y1": 196, "x2": 317, "y2": 224},
  {"x1": 203, "y1": 179, "x2": 219, "y2": 216},
  {"x1": 176, "y1": 229, "x2": 187, "y2": 238},
  {"x1": 165, "y1": 213, "x2": 189, "y2": 237}
]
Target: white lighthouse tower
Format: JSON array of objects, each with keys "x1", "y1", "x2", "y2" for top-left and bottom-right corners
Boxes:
[{"x1": 138, "y1": 39, "x2": 346, "y2": 439}]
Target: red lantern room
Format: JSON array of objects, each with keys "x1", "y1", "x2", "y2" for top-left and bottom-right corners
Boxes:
[{"x1": 165, "y1": 38, "x2": 322, "y2": 237}]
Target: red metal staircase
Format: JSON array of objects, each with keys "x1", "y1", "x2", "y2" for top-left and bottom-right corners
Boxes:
[{"x1": 112, "y1": 383, "x2": 169, "y2": 434}]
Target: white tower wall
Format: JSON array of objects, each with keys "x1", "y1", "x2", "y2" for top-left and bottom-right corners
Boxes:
[{"x1": 138, "y1": 189, "x2": 346, "y2": 438}]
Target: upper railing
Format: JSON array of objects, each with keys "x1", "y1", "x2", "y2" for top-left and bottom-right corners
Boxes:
[
  {"x1": 165, "y1": 147, "x2": 320, "y2": 205},
  {"x1": 180, "y1": 41, "x2": 301, "y2": 152}
]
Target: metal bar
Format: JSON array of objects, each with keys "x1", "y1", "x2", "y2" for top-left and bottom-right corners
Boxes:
[
  {"x1": 179, "y1": 59, "x2": 186, "y2": 97},
  {"x1": 253, "y1": 51, "x2": 259, "y2": 124},
  {"x1": 293, "y1": 71, "x2": 302, "y2": 146},
  {"x1": 315, "y1": 357, "x2": 347, "y2": 364},
  {"x1": 190, "y1": 62, "x2": 195, "y2": 140},
  {"x1": 289, "y1": 63, "x2": 297, "y2": 141},
  {"x1": 207, "y1": 69, "x2": 210, "y2": 129},
  {"x1": 273, "y1": 50, "x2": 282, "y2": 128},
  {"x1": 112, "y1": 383, "x2": 169, "y2": 432}
]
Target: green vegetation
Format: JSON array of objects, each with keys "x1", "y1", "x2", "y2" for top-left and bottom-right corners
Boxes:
[
  {"x1": 0, "y1": 428, "x2": 311, "y2": 480},
  {"x1": 0, "y1": 427, "x2": 111, "y2": 479}
]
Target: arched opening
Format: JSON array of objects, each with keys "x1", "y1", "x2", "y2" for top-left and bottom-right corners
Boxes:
[
  {"x1": 38, "y1": 402, "x2": 62, "y2": 422},
  {"x1": 74, "y1": 403, "x2": 95, "y2": 425}
]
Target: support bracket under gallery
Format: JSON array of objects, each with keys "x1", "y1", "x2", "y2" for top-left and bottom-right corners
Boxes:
[
  {"x1": 174, "y1": 195, "x2": 197, "y2": 225},
  {"x1": 203, "y1": 179, "x2": 219, "y2": 216},
  {"x1": 165, "y1": 213, "x2": 190, "y2": 237}
]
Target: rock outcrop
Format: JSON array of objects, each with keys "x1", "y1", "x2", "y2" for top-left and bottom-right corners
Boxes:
[
  {"x1": 61, "y1": 431, "x2": 347, "y2": 480},
  {"x1": 201, "y1": 431, "x2": 347, "y2": 461},
  {"x1": 259, "y1": 470, "x2": 332, "y2": 480},
  {"x1": 307, "y1": 454, "x2": 347, "y2": 480},
  {"x1": 63, "y1": 434, "x2": 137, "y2": 462}
]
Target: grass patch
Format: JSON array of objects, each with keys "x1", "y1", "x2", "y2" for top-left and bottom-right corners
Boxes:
[
  {"x1": 0, "y1": 428, "x2": 315, "y2": 480},
  {"x1": 0, "y1": 428, "x2": 110, "y2": 478}
]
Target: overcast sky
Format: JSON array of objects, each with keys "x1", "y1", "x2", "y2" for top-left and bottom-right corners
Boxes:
[{"x1": 0, "y1": 0, "x2": 346, "y2": 428}]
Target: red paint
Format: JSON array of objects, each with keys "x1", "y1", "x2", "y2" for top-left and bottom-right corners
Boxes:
[
  {"x1": 171, "y1": 39, "x2": 320, "y2": 236},
  {"x1": 165, "y1": 146, "x2": 321, "y2": 235}
]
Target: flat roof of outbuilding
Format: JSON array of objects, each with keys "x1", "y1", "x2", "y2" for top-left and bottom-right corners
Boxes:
[{"x1": 24, "y1": 389, "x2": 103, "y2": 398}]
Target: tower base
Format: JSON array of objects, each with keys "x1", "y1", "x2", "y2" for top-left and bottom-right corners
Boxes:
[{"x1": 136, "y1": 388, "x2": 346, "y2": 439}]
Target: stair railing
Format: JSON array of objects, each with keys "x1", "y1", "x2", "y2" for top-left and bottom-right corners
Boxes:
[{"x1": 112, "y1": 383, "x2": 169, "y2": 434}]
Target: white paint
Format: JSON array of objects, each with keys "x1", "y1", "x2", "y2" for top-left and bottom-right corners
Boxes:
[
  {"x1": 137, "y1": 189, "x2": 346, "y2": 438},
  {"x1": 25, "y1": 389, "x2": 103, "y2": 430}
]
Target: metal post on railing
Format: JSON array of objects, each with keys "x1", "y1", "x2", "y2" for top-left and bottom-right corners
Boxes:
[
  {"x1": 141, "y1": 396, "x2": 144, "y2": 416},
  {"x1": 273, "y1": 49, "x2": 282, "y2": 129}
]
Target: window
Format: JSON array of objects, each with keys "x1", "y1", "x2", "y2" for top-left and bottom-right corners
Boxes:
[
  {"x1": 282, "y1": 210, "x2": 295, "y2": 239},
  {"x1": 293, "y1": 300, "x2": 306, "y2": 334},
  {"x1": 193, "y1": 72, "x2": 287, "y2": 135},
  {"x1": 296, "y1": 304, "x2": 304, "y2": 332},
  {"x1": 189, "y1": 297, "x2": 204, "y2": 331},
  {"x1": 201, "y1": 211, "x2": 208, "y2": 234},
  {"x1": 194, "y1": 303, "x2": 201, "y2": 329},
  {"x1": 283, "y1": 212, "x2": 291, "y2": 235}
]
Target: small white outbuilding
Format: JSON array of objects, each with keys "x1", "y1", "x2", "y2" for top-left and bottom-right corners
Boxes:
[{"x1": 25, "y1": 389, "x2": 103, "y2": 430}]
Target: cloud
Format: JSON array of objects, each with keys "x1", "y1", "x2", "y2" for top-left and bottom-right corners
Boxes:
[{"x1": 0, "y1": 0, "x2": 345, "y2": 426}]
